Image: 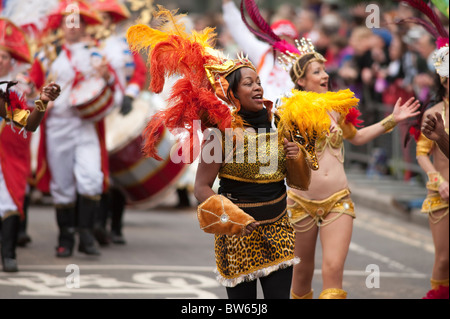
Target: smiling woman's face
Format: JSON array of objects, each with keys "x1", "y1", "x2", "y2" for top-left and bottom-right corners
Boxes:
[
  {"x1": 235, "y1": 67, "x2": 265, "y2": 112},
  {"x1": 296, "y1": 61, "x2": 329, "y2": 93}
]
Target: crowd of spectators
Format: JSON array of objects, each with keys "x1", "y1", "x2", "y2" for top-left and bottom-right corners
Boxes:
[{"x1": 166, "y1": 0, "x2": 447, "y2": 180}]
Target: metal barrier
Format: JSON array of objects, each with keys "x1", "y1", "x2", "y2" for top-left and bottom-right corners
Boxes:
[{"x1": 343, "y1": 101, "x2": 428, "y2": 185}]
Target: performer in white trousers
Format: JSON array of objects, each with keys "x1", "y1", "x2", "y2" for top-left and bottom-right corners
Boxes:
[
  {"x1": 36, "y1": 0, "x2": 115, "y2": 257},
  {"x1": 91, "y1": 0, "x2": 147, "y2": 245}
]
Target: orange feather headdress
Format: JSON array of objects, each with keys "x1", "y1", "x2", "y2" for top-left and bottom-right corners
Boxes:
[{"x1": 126, "y1": 6, "x2": 256, "y2": 161}]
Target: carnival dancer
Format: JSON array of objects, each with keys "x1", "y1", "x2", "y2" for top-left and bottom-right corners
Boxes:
[
  {"x1": 126, "y1": 6, "x2": 319, "y2": 299},
  {"x1": 35, "y1": 0, "x2": 115, "y2": 258},
  {"x1": 1, "y1": 17, "x2": 61, "y2": 272},
  {"x1": 222, "y1": 0, "x2": 298, "y2": 103},
  {"x1": 396, "y1": 0, "x2": 449, "y2": 299},
  {"x1": 417, "y1": 69, "x2": 449, "y2": 300},
  {"x1": 422, "y1": 112, "x2": 449, "y2": 159},
  {"x1": 278, "y1": 38, "x2": 421, "y2": 299},
  {"x1": 91, "y1": 0, "x2": 147, "y2": 246}
]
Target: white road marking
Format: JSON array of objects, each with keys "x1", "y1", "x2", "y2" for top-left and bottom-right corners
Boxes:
[{"x1": 354, "y1": 210, "x2": 434, "y2": 253}]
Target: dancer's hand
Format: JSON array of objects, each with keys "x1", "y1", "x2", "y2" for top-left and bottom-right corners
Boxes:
[
  {"x1": 422, "y1": 112, "x2": 446, "y2": 142},
  {"x1": 392, "y1": 97, "x2": 421, "y2": 123},
  {"x1": 40, "y1": 82, "x2": 61, "y2": 102},
  {"x1": 283, "y1": 138, "x2": 300, "y2": 159},
  {"x1": 243, "y1": 221, "x2": 260, "y2": 236},
  {"x1": 439, "y1": 181, "x2": 449, "y2": 202}
]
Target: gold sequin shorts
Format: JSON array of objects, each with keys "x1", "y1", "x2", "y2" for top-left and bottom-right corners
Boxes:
[
  {"x1": 287, "y1": 188, "x2": 355, "y2": 232},
  {"x1": 421, "y1": 191, "x2": 449, "y2": 224}
]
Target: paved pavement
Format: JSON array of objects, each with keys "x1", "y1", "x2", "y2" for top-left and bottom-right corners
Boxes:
[
  {"x1": 0, "y1": 167, "x2": 439, "y2": 306},
  {"x1": 347, "y1": 168, "x2": 429, "y2": 227}
]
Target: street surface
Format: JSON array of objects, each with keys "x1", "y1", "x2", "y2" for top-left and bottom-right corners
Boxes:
[{"x1": 0, "y1": 190, "x2": 436, "y2": 301}]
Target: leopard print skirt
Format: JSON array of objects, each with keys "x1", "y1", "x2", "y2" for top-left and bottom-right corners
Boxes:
[{"x1": 214, "y1": 212, "x2": 299, "y2": 287}]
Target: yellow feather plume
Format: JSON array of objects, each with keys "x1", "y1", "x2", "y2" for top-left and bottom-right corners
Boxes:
[
  {"x1": 126, "y1": 24, "x2": 168, "y2": 54},
  {"x1": 126, "y1": 5, "x2": 217, "y2": 58},
  {"x1": 152, "y1": 5, "x2": 189, "y2": 37},
  {"x1": 277, "y1": 89, "x2": 359, "y2": 141}
]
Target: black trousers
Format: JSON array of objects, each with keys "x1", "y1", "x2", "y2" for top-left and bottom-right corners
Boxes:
[{"x1": 225, "y1": 266, "x2": 293, "y2": 299}]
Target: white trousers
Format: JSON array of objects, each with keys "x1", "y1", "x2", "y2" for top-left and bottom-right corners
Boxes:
[
  {"x1": 0, "y1": 165, "x2": 17, "y2": 218},
  {"x1": 46, "y1": 116, "x2": 103, "y2": 205}
]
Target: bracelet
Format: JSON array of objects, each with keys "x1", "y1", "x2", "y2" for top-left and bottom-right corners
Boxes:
[
  {"x1": 34, "y1": 100, "x2": 48, "y2": 112},
  {"x1": 380, "y1": 114, "x2": 397, "y2": 133},
  {"x1": 426, "y1": 172, "x2": 446, "y2": 191}
]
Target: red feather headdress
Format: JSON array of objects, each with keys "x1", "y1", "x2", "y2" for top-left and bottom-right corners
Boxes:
[
  {"x1": 126, "y1": 6, "x2": 258, "y2": 161},
  {"x1": 239, "y1": 0, "x2": 300, "y2": 55}
]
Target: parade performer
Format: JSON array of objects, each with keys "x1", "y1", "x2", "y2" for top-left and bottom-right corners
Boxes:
[
  {"x1": 91, "y1": 0, "x2": 147, "y2": 246},
  {"x1": 222, "y1": 0, "x2": 298, "y2": 103},
  {"x1": 1, "y1": 17, "x2": 61, "y2": 272},
  {"x1": 35, "y1": 0, "x2": 115, "y2": 258},
  {"x1": 397, "y1": 0, "x2": 449, "y2": 299},
  {"x1": 229, "y1": 1, "x2": 378, "y2": 298},
  {"x1": 274, "y1": 31, "x2": 421, "y2": 295},
  {"x1": 422, "y1": 112, "x2": 449, "y2": 159},
  {"x1": 1, "y1": 0, "x2": 60, "y2": 248},
  {"x1": 417, "y1": 55, "x2": 449, "y2": 299},
  {"x1": 281, "y1": 37, "x2": 421, "y2": 298},
  {"x1": 126, "y1": 6, "x2": 317, "y2": 299}
]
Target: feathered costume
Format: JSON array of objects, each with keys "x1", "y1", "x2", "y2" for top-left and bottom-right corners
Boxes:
[
  {"x1": 398, "y1": 0, "x2": 449, "y2": 145},
  {"x1": 391, "y1": 0, "x2": 449, "y2": 301},
  {"x1": 0, "y1": 81, "x2": 30, "y2": 130},
  {"x1": 238, "y1": 0, "x2": 360, "y2": 169},
  {"x1": 128, "y1": 7, "x2": 315, "y2": 289},
  {"x1": 239, "y1": 0, "x2": 300, "y2": 56},
  {"x1": 127, "y1": 7, "x2": 257, "y2": 162}
]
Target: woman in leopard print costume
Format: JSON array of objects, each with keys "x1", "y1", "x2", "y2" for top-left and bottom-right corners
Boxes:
[{"x1": 194, "y1": 64, "x2": 303, "y2": 299}]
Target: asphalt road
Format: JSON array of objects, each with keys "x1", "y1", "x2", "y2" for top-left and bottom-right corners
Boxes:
[{"x1": 0, "y1": 189, "x2": 436, "y2": 302}]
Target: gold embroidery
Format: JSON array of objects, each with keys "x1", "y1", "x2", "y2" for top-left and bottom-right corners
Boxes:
[
  {"x1": 380, "y1": 114, "x2": 397, "y2": 133},
  {"x1": 421, "y1": 191, "x2": 449, "y2": 224},
  {"x1": 219, "y1": 131, "x2": 286, "y2": 183},
  {"x1": 287, "y1": 189, "x2": 355, "y2": 232},
  {"x1": 234, "y1": 193, "x2": 286, "y2": 208}
]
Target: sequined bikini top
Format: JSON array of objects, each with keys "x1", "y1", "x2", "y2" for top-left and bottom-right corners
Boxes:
[
  {"x1": 315, "y1": 113, "x2": 357, "y2": 163},
  {"x1": 316, "y1": 126, "x2": 344, "y2": 153},
  {"x1": 219, "y1": 130, "x2": 286, "y2": 184}
]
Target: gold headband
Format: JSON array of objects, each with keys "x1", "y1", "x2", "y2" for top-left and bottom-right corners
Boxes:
[
  {"x1": 205, "y1": 52, "x2": 257, "y2": 90},
  {"x1": 278, "y1": 38, "x2": 326, "y2": 83}
]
